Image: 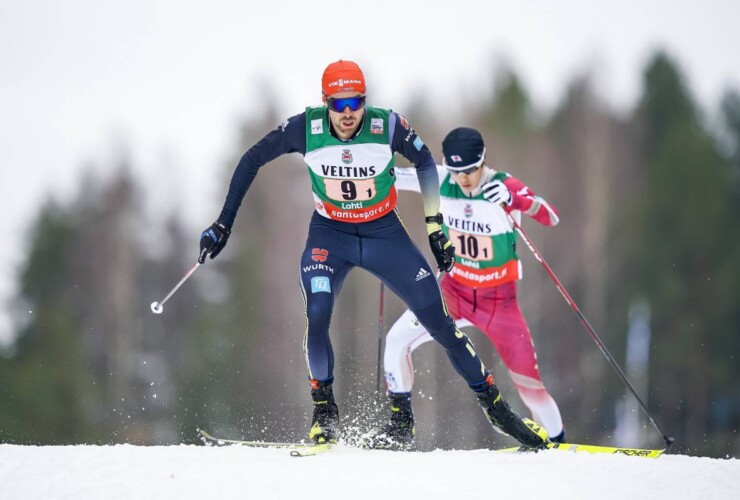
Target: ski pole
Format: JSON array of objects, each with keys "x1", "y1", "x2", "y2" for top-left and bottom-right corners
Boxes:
[
  {"x1": 375, "y1": 282, "x2": 385, "y2": 397},
  {"x1": 506, "y1": 212, "x2": 674, "y2": 449},
  {"x1": 150, "y1": 249, "x2": 207, "y2": 314}
]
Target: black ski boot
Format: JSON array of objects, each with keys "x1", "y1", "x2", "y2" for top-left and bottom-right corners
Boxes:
[
  {"x1": 309, "y1": 383, "x2": 339, "y2": 444},
  {"x1": 476, "y1": 383, "x2": 549, "y2": 450},
  {"x1": 362, "y1": 393, "x2": 415, "y2": 450}
]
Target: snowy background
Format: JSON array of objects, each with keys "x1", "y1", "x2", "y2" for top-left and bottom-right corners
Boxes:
[{"x1": 1, "y1": 445, "x2": 738, "y2": 500}]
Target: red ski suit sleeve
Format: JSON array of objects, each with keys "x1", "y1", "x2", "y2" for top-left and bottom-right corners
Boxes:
[{"x1": 502, "y1": 176, "x2": 559, "y2": 226}]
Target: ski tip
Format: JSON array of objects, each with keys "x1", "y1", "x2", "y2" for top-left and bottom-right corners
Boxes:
[
  {"x1": 197, "y1": 428, "x2": 229, "y2": 447},
  {"x1": 289, "y1": 443, "x2": 335, "y2": 457}
]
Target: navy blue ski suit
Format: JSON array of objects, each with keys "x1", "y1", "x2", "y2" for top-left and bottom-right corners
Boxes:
[{"x1": 217, "y1": 110, "x2": 491, "y2": 391}]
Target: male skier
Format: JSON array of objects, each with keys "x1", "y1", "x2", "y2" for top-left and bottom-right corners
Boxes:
[
  {"x1": 367, "y1": 127, "x2": 565, "y2": 449},
  {"x1": 199, "y1": 63, "x2": 549, "y2": 449}
]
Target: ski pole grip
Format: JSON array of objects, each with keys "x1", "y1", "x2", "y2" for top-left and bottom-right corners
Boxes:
[{"x1": 198, "y1": 247, "x2": 209, "y2": 264}]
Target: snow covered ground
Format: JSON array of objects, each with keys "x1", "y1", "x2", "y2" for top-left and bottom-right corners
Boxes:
[{"x1": 1, "y1": 445, "x2": 738, "y2": 500}]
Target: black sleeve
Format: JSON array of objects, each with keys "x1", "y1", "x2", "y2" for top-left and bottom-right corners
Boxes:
[{"x1": 217, "y1": 113, "x2": 307, "y2": 227}]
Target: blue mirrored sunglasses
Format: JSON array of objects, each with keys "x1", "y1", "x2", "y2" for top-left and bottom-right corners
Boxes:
[
  {"x1": 327, "y1": 95, "x2": 366, "y2": 113},
  {"x1": 447, "y1": 164, "x2": 481, "y2": 176}
]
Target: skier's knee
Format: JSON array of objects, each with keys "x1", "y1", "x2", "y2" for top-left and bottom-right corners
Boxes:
[{"x1": 305, "y1": 302, "x2": 332, "y2": 333}]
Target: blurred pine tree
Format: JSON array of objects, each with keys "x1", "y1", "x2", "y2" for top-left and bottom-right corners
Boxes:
[{"x1": 632, "y1": 52, "x2": 736, "y2": 455}]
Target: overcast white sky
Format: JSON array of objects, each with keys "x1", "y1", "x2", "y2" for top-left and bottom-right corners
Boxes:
[{"x1": 1, "y1": 0, "x2": 739, "y2": 342}]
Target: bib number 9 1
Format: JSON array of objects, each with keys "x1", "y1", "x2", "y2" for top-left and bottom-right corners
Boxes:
[{"x1": 325, "y1": 178, "x2": 376, "y2": 201}]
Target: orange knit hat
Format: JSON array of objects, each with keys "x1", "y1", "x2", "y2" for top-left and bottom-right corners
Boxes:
[{"x1": 321, "y1": 60, "x2": 366, "y2": 97}]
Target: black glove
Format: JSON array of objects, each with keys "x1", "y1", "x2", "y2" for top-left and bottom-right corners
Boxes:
[
  {"x1": 199, "y1": 221, "x2": 231, "y2": 263},
  {"x1": 426, "y1": 214, "x2": 455, "y2": 273},
  {"x1": 428, "y1": 230, "x2": 455, "y2": 272},
  {"x1": 426, "y1": 213, "x2": 455, "y2": 272}
]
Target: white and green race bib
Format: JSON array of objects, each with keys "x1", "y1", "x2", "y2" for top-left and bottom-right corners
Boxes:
[
  {"x1": 304, "y1": 106, "x2": 397, "y2": 222},
  {"x1": 440, "y1": 172, "x2": 522, "y2": 287}
]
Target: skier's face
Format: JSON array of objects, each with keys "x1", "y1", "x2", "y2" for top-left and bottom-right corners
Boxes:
[
  {"x1": 326, "y1": 91, "x2": 365, "y2": 140},
  {"x1": 450, "y1": 165, "x2": 485, "y2": 193}
]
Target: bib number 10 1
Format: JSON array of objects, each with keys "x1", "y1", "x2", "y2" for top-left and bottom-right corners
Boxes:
[
  {"x1": 325, "y1": 179, "x2": 376, "y2": 201},
  {"x1": 449, "y1": 229, "x2": 493, "y2": 261}
]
